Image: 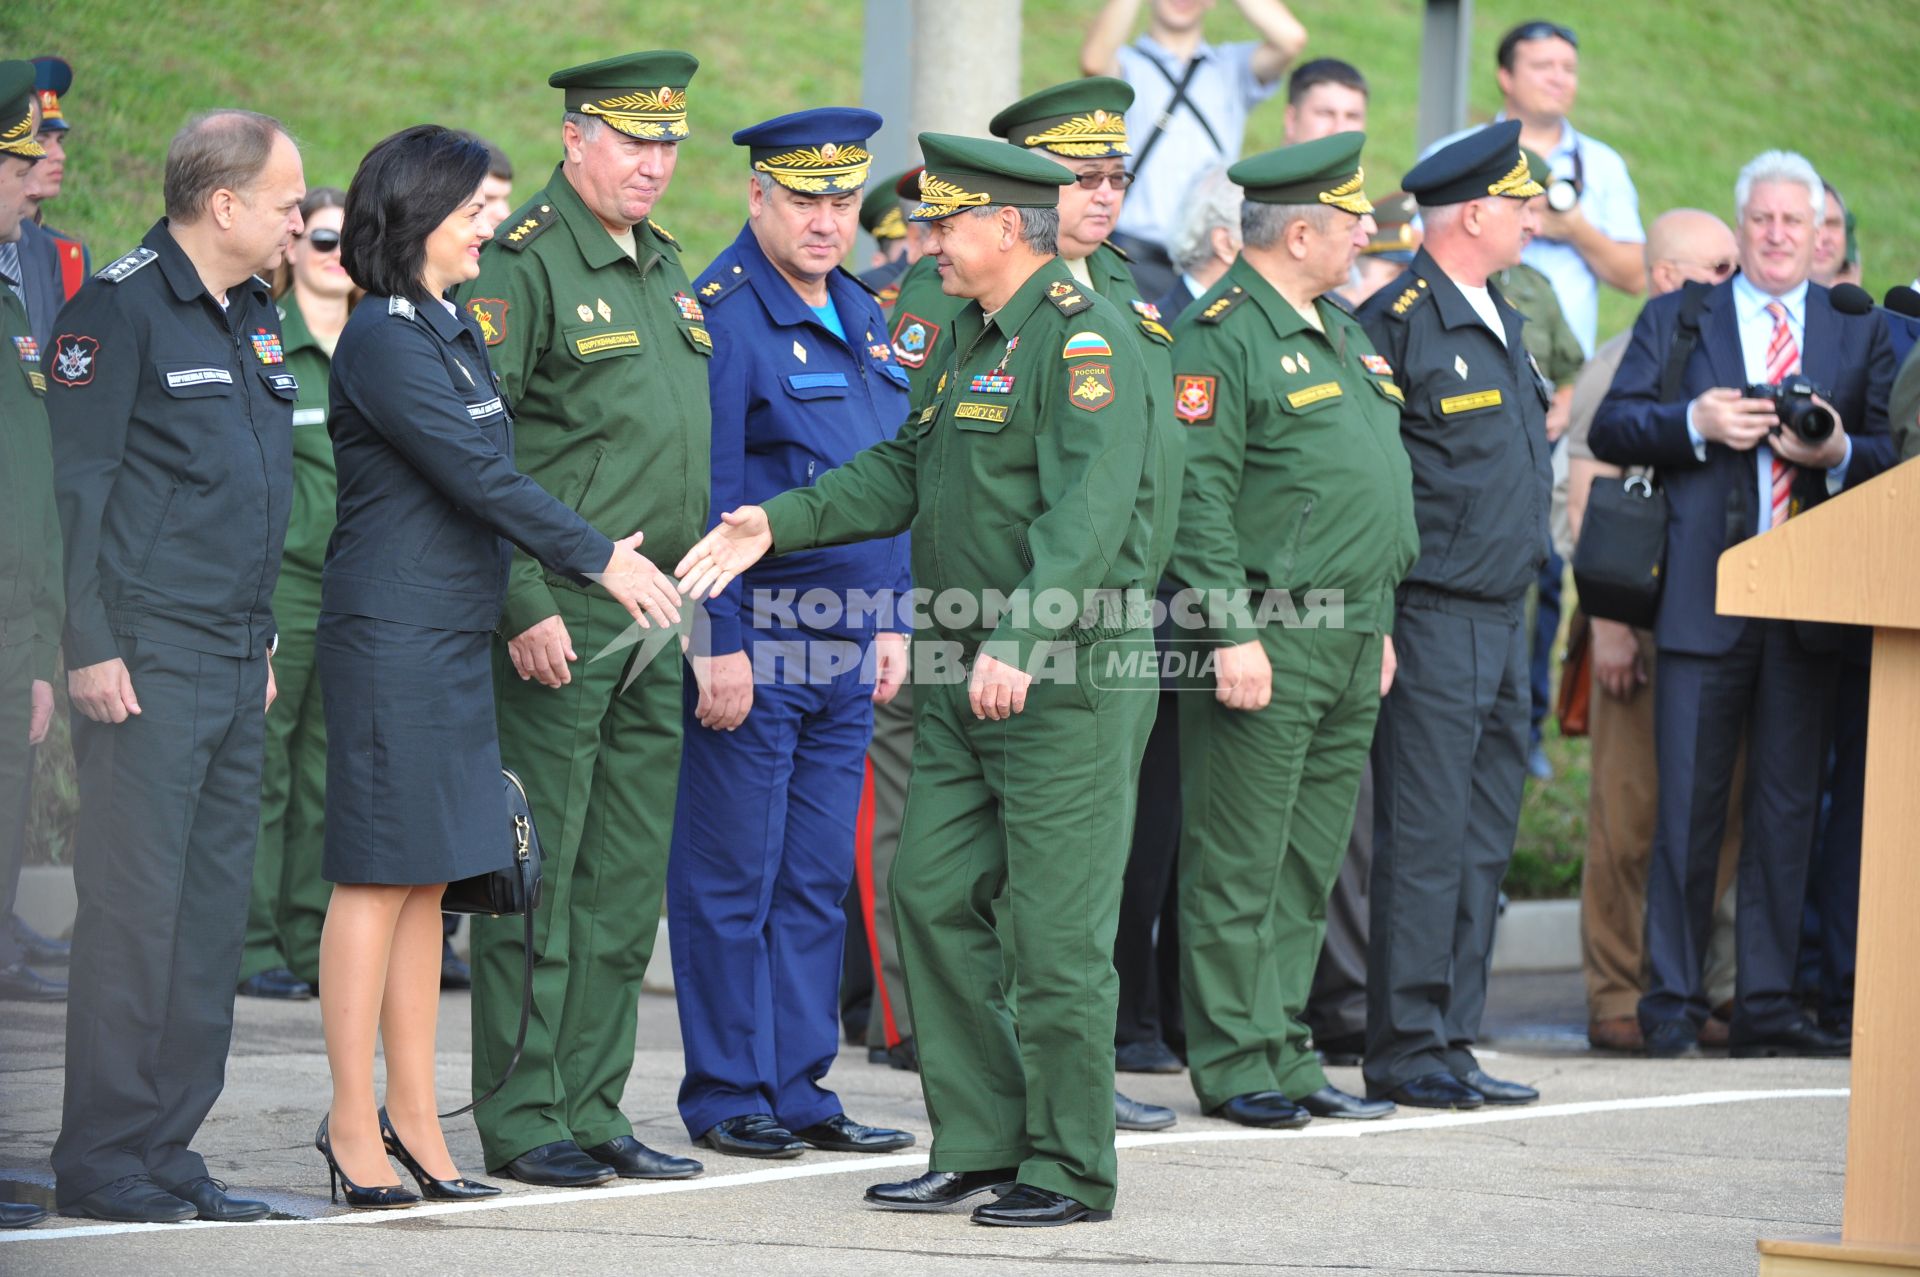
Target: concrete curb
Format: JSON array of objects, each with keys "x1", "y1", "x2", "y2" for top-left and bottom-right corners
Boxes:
[{"x1": 17, "y1": 864, "x2": 1580, "y2": 977}]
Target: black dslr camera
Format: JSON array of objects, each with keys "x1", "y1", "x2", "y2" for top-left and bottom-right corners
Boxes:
[{"x1": 1743, "y1": 377, "x2": 1836, "y2": 443}]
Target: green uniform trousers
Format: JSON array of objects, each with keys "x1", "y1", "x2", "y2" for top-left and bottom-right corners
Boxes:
[
  {"x1": 894, "y1": 637, "x2": 1154, "y2": 1213},
  {"x1": 240, "y1": 587, "x2": 329, "y2": 984},
  {"x1": 864, "y1": 679, "x2": 914, "y2": 1048},
  {"x1": 470, "y1": 586, "x2": 683, "y2": 1170},
  {"x1": 1179, "y1": 624, "x2": 1384, "y2": 1110}
]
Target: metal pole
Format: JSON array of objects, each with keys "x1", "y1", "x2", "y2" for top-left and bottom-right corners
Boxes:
[
  {"x1": 1417, "y1": 0, "x2": 1474, "y2": 153},
  {"x1": 910, "y1": 0, "x2": 1023, "y2": 143},
  {"x1": 861, "y1": 1, "x2": 917, "y2": 264}
]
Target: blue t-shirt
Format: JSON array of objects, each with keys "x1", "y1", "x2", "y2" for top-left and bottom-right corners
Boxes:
[{"x1": 811, "y1": 299, "x2": 846, "y2": 342}]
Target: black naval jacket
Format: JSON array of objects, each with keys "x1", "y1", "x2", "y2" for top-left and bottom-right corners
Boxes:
[
  {"x1": 49, "y1": 221, "x2": 295, "y2": 668},
  {"x1": 1357, "y1": 246, "x2": 1551, "y2": 606}
]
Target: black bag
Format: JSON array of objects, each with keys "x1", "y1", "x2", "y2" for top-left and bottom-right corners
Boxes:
[
  {"x1": 1571, "y1": 280, "x2": 1713, "y2": 629},
  {"x1": 438, "y1": 768, "x2": 541, "y2": 1119}
]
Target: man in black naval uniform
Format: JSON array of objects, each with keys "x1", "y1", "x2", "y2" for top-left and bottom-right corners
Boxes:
[
  {"x1": 1355, "y1": 120, "x2": 1549, "y2": 1111},
  {"x1": 48, "y1": 109, "x2": 305, "y2": 1225}
]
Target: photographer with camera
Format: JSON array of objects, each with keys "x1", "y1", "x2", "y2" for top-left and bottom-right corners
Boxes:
[{"x1": 1589, "y1": 149, "x2": 1895, "y2": 1061}]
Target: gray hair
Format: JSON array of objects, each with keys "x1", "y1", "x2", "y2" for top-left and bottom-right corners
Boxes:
[
  {"x1": 1735, "y1": 150, "x2": 1825, "y2": 223},
  {"x1": 163, "y1": 109, "x2": 288, "y2": 224},
  {"x1": 966, "y1": 203, "x2": 1059, "y2": 257},
  {"x1": 1241, "y1": 200, "x2": 1338, "y2": 251},
  {"x1": 1169, "y1": 166, "x2": 1245, "y2": 273},
  {"x1": 563, "y1": 111, "x2": 605, "y2": 142}
]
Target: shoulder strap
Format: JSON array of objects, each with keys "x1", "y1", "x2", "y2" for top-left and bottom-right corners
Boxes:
[
  {"x1": 1131, "y1": 49, "x2": 1222, "y2": 177},
  {"x1": 1660, "y1": 280, "x2": 1713, "y2": 403}
]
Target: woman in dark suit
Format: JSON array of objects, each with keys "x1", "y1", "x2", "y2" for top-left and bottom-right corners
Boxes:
[{"x1": 315, "y1": 125, "x2": 681, "y2": 1208}]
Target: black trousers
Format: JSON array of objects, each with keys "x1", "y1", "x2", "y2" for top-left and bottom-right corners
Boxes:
[
  {"x1": 1115, "y1": 686, "x2": 1183, "y2": 1050},
  {"x1": 52, "y1": 635, "x2": 267, "y2": 1205},
  {"x1": 1803, "y1": 657, "x2": 1866, "y2": 1023},
  {"x1": 1641, "y1": 620, "x2": 1837, "y2": 1035},
  {"x1": 1365, "y1": 595, "x2": 1528, "y2": 1091}
]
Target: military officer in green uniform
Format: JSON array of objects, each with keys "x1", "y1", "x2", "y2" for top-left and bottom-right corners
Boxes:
[
  {"x1": 1355, "y1": 120, "x2": 1550, "y2": 1111},
  {"x1": 1168, "y1": 134, "x2": 1417, "y2": 1129},
  {"x1": 0, "y1": 67, "x2": 65, "y2": 1007},
  {"x1": 1496, "y1": 151, "x2": 1583, "y2": 435},
  {"x1": 453, "y1": 51, "x2": 709, "y2": 1188},
  {"x1": 677, "y1": 133, "x2": 1159, "y2": 1227}
]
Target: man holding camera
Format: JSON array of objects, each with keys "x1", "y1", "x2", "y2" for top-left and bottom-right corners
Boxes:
[{"x1": 1589, "y1": 150, "x2": 1895, "y2": 1060}]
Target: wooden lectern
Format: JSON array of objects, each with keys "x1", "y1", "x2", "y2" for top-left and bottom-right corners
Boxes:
[{"x1": 1717, "y1": 459, "x2": 1920, "y2": 1275}]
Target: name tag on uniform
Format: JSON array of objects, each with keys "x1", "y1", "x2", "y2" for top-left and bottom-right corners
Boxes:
[
  {"x1": 575, "y1": 330, "x2": 640, "y2": 357},
  {"x1": 267, "y1": 373, "x2": 299, "y2": 395},
  {"x1": 166, "y1": 367, "x2": 233, "y2": 389},
  {"x1": 292, "y1": 407, "x2": 326, "y2": 426},
  {"x1": 27, "y1": 370, "x2": 45, "y2": 392},
  {"x1": 466, "y1": 397, "x2": 504, "y2": 419},
  {"x1": 687, "y1": 325, "x2": 712, "y2": 350},
  {"x1": 954, "y1": 402, "x2": 1011, "y2": 424},
  {"x1": 1286, "y1": 382, "x2": 1342, "y2": 409},
  {"x1": 1439, "y1": 389, "x2": 1503, "y2": 415},
  {"x1": 918, "y1": 406, "x2": 937, "y2": 425},
  {"x1": 1377, "y1": 381, "x2": 1405, "y2": 403}
]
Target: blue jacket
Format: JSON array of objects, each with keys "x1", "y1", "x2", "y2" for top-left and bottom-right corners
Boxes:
[
  {"x1": 323, "y1": 294, "x2": 613, "y2": 633},
  {"x1": 1589, "y1": 276, "x2": 1895, "y2": 657},
  {"x1": 695, "y1": 226, "x2": 911, "y2": 653}
]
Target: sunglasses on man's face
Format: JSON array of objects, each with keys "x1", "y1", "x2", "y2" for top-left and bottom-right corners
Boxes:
[
  {"x1": 1509, "y1": 20, "x2": 1578, "y2": 48},
  {"x1": 302, "y1": 229, "x2": 342, "y2": 253},
  {"x1": 1071, "y1": 171, "x2": 1135, "y2": 191}
]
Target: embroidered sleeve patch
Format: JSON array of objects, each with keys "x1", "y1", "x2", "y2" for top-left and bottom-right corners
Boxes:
[
  {"x1": 1439, "y1": 389, "x2": 1503, "y2": 415},
  {"x1": 1174, "y1": 374, "x2": 1216, "y2": 424},
  {"x1": 468, "y1": 298, "x2": 509, "y2": 346},
  {"x1": 50, "y1": 333, "x2": 98, "y2": 387},
  {"x1": 1062, "y1": 331, "x2": 1113, "y2": 360},
  {"x1": 891, "y1": 312, "x2": 940, "y2": 368},
  {"x1": 1067, "y1": 361, "x2": 1115, "y2": 412}
]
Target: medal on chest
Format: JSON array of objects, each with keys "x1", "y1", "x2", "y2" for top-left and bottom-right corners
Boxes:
[
  {"x1": 250, "y1": 328, "x2": 285, "y2": 365},
  {"x1": 969, "y1": 335, "x2": 1018, "y2": 393}
]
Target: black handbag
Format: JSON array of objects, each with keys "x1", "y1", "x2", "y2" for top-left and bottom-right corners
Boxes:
[
  {"x1": 1570, "y1": 279, "x2": 1714, "y2": 630},
  {"x1": 437, "y1": 768, "x2": 542, "y2": 1119}
]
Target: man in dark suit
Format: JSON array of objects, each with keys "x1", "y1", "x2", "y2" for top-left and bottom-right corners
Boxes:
[{"x1": 1589, "y1": 149, "x2": 1895, "y2": 1060}]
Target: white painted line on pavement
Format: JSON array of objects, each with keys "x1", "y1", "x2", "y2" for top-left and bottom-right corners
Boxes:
[{"x1": 2, "y1": 1087, "x2": 1848, "y2": 1245}]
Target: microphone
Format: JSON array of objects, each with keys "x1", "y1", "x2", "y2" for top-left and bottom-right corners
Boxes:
[
  {"x1": 1883, "y1": 285, "x2": 1920, "y2": 319},
  {"x1": 1829, "y1": 282, "x2": 1874, "y2": 315}
]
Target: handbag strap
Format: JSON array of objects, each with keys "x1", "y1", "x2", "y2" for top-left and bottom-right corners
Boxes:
[
  {"x1": 1131, "y1": 49, "x2": 1219, "y2": 179},
  {"x1": 440, "y1": 895, "x2": 534, "y2": 1120}
]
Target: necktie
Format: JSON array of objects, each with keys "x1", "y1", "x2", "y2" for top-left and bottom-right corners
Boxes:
[
  {"x1": 0, "y1": 240, "x2": 23, "y2": 311},
  {"x1": 1764, "y1": 300, "x2": 1799, "y2": 528}
]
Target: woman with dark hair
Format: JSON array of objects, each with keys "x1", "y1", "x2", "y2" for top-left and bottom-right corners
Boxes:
[
  {"x1": 314, "y1": 125, "x2": 683, "y2": 1209},
  {"x1": 237, "y1": 186, "x2": 351, "y2": 1003}
]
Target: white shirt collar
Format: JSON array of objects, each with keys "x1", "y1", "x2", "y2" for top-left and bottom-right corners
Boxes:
[
  {"x1": 1732, "y1": 271, "x2": 1809, "y2": 325},
  {"x1": 1137, "y1": 32, "x2": 1218, "y2": 65},
  {"x1": 1491, "y1": 111, "x2": 1582, "y2": 160}
]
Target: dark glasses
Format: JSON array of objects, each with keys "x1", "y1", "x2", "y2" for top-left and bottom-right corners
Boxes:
[
  {"x1": 1072, "y1": 171, "x2": 1135, "y2": 191},
  {"x1": 303, "y1": 229, "x2": 342, "y2": 253},
  {"x1": 1508, "y1": 20, "x2": 1578, "y2": 47}
]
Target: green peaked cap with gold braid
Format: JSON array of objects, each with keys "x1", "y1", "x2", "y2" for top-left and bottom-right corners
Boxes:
[
  {"x1": 0, "y1": 61, "x2": 46, "y2": 160},
  {"x1": 550, "y1": 51, "x2": 698, "y2": 141},
  {"x1": 1229, "y1": 131, "x2": 1373, "y2": 215},
  {"x1": 908, "y1": 132, "x2": 1075, "y2": 222},
  {"x1": 988, "y1": 77, "x2": 1134, "y2": 159}
]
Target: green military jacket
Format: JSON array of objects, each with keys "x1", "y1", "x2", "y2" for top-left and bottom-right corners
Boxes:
[
  {"x1": 886, "y1": 253, "x2": 964, "y2": 409},
  {"x1": 273, "y1": 292, "x2": 337, "y2": 603},
  {"x1": 455, "y1": 165, "x2": 712, "y2": 637},
  {"x1": 1493, "y1": 260, "x2": 1583, "y2": 388},
  {"x1": 0, "y1": 289, "x2": 64, "y2": 681},
  {"x1": 1169, "y1": 257, "x2": 1419, "y2": 641},
  {"x1": 766, "y1": 256, "x2": 1156, "y2": 671}
]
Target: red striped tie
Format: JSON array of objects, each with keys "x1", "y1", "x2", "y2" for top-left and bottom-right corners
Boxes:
[{"x1": 1764, "y1": 301, "x2": 1799, "y2": 528}]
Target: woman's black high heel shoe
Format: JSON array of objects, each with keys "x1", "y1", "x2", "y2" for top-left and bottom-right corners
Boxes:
[
  {"x1": 379, "y1": 1108, "x2": 503, "y2": 1200},
  {"x1": 315, "y1": 1115, "x2": 420, "y2": 1209}
]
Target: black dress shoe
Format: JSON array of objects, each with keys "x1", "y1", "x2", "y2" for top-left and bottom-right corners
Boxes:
[
  {"x1": 0, "y1": 960, "x2": 65, "y2": 1002},
  {"x1": 236, "y1": 967, "x2": 313, "y2": 1000},
  {"x1": 791, "y1": 1113, "x2": 916, "y2": 1153},
  {"x1": 1643, "y1": 1019, "x2": 1702, "y2": 1059},
  {"x1": 168, "y1": 1177, "x2": 271, "y2": 1222},
  {"x1": 582, "y1": 1135, "x2": 703, "y2": 1180},
  {"x1": 887, "y1": 1037, "x2": 919, "y2": 1071},
  {"x1": 440, "y1": 941, "x2": 471, "y2": 990},
  {"x1": 12, "y1": 914, "x2": 69, "y2": 963},
  {"x1": 1114, "y1": 1090, "x2": 1176, "y2": 1131},
  {"x1": 1295, "y1": 1085, "x2": 1395, "y2": 1120},
  {"x1": 696, "y1": 1115, "x2": 806, "y2": 1159},
  {"x1": 1730, "y1": 1018, "x2": 1851, "y2": 1059},
  {"x1": 496, "y1": 1140, "x2": 617, "y2": 1187},
  {"x1": 61, "y1": 1174, "x2": 196, "y2": 1223},
  {"x1": 1313, "y1": 1031, "x2": 1366, "y2": 1068},
  {"x1": 1373, "y1": 1072, "x2": 1484, "y2": 1110},
  {"x1": 0, "y1": 1201, "x2": 48, "y2": 1228},
  {"x1": 1456, "y1": 1069, "x2": 1538, "y2": 1105},
  {"x1": 972, "y1": 1184, "x2": 1111, "y2": 1227},
  {"x1": 864, "y1": 1168, "x2": 1016, "y2": 1211},
  {"x1": 1114, "y1": 1039, "x2": 1185, "y2": 1073},
  {"x1": 1209, "y1": 1091, "x2": 1312, "y2": 1129}
]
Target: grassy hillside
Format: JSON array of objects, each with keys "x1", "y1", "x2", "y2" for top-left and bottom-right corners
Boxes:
[{"x1": 6, "y1": 0, "x2": 1916, "y2": 880}]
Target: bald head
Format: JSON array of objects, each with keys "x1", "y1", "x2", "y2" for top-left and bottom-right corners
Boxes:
[{"x1": 1644, "y1": 208, "x2": 1737, "y2": 297}]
